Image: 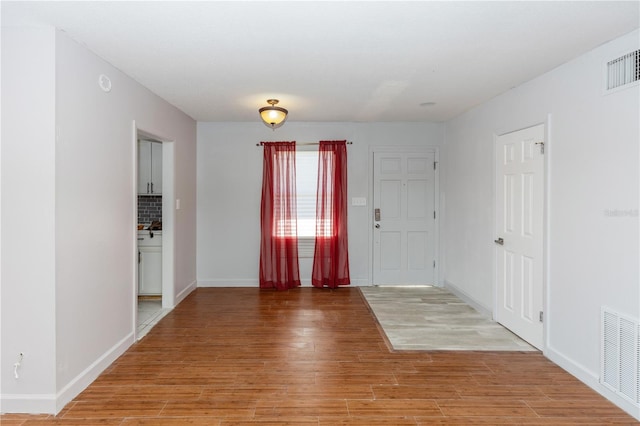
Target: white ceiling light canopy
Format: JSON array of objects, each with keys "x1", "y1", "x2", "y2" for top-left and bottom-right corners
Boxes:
[{"x1": 259, "y1": 99, "x2": 288, "y2": 130}]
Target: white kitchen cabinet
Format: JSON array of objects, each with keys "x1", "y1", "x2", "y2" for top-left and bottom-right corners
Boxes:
[
  {"x1": 138, "y1": 140, "x2": 162, "y2": 195},
  {"x1": 138, "y1": 232, "x2": 162, "y2": 295}
]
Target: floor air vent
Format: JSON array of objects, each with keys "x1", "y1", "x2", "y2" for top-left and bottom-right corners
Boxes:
[
  {"x1": 606, "y1": 49, "x2": 640, "y2": 91},
  {"x1": 601, "y1": 307, "x2": 639, "y2": 407}
]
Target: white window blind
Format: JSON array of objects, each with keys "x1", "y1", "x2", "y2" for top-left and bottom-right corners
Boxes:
[
  {"x1": 296, "y1": 151, "x2": 319, "y2": 238},
  {"x1": 272, "y1": 149, "x2": 333, "y2": 257}
]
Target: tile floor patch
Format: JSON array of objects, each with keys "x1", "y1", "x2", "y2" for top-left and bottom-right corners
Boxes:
[
  {"x1": 137, "y1": 300, "x2": 170, "y2": 340},
  {"x1": 360, "y1": 286, "x2": 537, "y2": 351}
]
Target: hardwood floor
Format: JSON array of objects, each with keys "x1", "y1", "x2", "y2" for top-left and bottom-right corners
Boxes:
[{"x1": 2, "y1": 288, "x2": 637, "y2": 425}]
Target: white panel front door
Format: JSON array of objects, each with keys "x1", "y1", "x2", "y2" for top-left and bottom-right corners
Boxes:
[
  {"x1": 495, "y1": 124, "x2": 544, "y2": 349},
  {"x1": 373, "y1": 151, "x2": 436, "y2": 285}
]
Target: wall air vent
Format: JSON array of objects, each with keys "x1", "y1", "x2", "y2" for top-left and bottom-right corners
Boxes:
[
  {"x1": 601, "y1": 307, "x2": 639, "y2": 408},
  {"x1": 606, "y1": 49, "x2": 640, "y2": 91}
]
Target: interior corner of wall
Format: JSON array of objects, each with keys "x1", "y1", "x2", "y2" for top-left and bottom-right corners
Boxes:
[{"x1": 443, "y1": 280, "x2": 492, "y2": 318}]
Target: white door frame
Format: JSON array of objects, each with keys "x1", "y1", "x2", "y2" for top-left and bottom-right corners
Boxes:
[
  {"x1": 132, "y1": 121, "x2": 176, "y2": 340},
  {"x1": 492, "y1": 118, "x2": 551, "y2": 351},
  {"x1": 368, "y1": 145, "x2": 440, "y2": 286}
]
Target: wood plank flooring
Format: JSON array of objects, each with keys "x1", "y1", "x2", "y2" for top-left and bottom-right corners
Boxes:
[{"x1": 2, "y1": 288, "x2": 637, "y2": 425}]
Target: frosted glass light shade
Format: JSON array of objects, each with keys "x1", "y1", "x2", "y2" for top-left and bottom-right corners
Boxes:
[{"x1": 259, "y1": 99, "x2": 288, "y2": 129}]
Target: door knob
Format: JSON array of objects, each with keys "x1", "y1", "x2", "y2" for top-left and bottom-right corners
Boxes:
[
  {"x1": 375, "y1": 223, "x2": 381, "y2": 229},
  {"x1": 494, "y1": 237, "x2": 504, "y2": 245}
]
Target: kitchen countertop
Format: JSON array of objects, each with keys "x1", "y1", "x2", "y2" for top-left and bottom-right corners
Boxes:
[{"x1": 138, "y1": 229, "x2": 162, "y2": 235}]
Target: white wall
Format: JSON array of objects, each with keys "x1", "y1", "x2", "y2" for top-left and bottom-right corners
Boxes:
[
  {"x1": 442, "y1": 30, "x2": 639, "y2": 417},
  {"x1": 3, "y1": 20, "x2": 635, "y2": 420},
  {"x1": 0, "y1": 28, "x2": 197, "y2": 413},
  {"x1": 197, "y1": 122, "x2": 443, "y2": 287},
  {"x1": 1, "y1": 26, "x2": 58, "y2": 413}
]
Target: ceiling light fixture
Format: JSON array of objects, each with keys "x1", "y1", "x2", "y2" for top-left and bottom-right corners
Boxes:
[{"x1": 259, "y1": 99, "x2": 288, "y2": 130}]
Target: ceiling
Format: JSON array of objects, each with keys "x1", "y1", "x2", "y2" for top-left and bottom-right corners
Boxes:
[{"x1": 3, "y1": 1, "x2": 639, "y2": 123}]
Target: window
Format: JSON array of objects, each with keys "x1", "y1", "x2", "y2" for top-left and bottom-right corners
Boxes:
[
  {"x1": 295, "y1": 150, "x2": 335, "y2": 238},
  {"x1": 272, "y1": 149, "x2": 334, "y2": 256},
  {"x1": 261, "y1": 140, "x2": 349, "y2": 287},
  {"x1": 295, "y1": 150, "x2": 320, "y2": 238},
  {"x1": 296, "y1": 151, "x2": 319, "y2": 258}
]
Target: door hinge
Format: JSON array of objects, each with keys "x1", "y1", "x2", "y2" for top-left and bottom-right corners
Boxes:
[
  {"x1": 433, "y1": 161, "x2": 437, "y2": 170},
  {"x1": 433, "y1": 211, "x2": 436, "y2": 219},
  {"x1": 433, "y1": 260, "x2": 436, "y2": 268},
  {"x1": 539, "y1": 311, "x2": 544, "y2": 323}
]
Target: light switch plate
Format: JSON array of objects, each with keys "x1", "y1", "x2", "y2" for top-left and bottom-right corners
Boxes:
[{"x1": 351, "y1": 197, "x2": 367, "y2": 206}]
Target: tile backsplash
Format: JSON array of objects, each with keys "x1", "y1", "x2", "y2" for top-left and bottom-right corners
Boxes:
[{"x1": 138, "y1": 195, "x2": 162, "y2": 225}]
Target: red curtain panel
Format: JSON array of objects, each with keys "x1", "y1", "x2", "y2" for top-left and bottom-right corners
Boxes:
[
  {"x1": 312, "y1": 140, "x2": 351, "y2": 288},
  {"x1": 259, "y1": 142, "x2": 301, "y2": 290}
]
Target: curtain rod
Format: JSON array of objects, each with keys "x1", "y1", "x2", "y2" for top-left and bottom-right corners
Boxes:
[{"x1": 256, "y1": 141, "x2": 353, "y2": 147}]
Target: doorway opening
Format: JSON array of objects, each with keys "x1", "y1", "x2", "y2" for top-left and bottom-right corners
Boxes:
[{"x1": 134, "y1": 124, "x2": 175, "y2": 340}]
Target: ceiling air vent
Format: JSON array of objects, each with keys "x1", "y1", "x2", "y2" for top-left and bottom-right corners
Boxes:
[{"x1": 606, "y1": 49, "x2": 640, "y2": 91}]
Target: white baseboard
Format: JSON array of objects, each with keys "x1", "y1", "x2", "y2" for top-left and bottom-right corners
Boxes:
[
  {"x1": 175, "y1": 280, "x2": 196, "y2": 304},
  {"x1": 55, "y1": 332, "x2": 135, "y2": 414},
  {"x1": 1, "y1": 332, "x2": 135, "y2": 415},
  {"x1": 198, "y1": 278, "x2": 370, "y2": 288},
  {"x1": 443, "y1": 280, "x2": 492, "y2": 318},
  {"x1": 198, "y1": 279, "x2": 257, "y2": 287},
  {"x1": 301, "y1": 279, "x2": 370, "y2": 287},
  {"x1": 546, "y1": 344, "x2": 640, "y2": 421},
  {"x1": 0, "y1": 393, "x2": 56, "y2": 415},
  {"x1": 346, "y1": 279, "x2": 369, "y2": 287}
]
